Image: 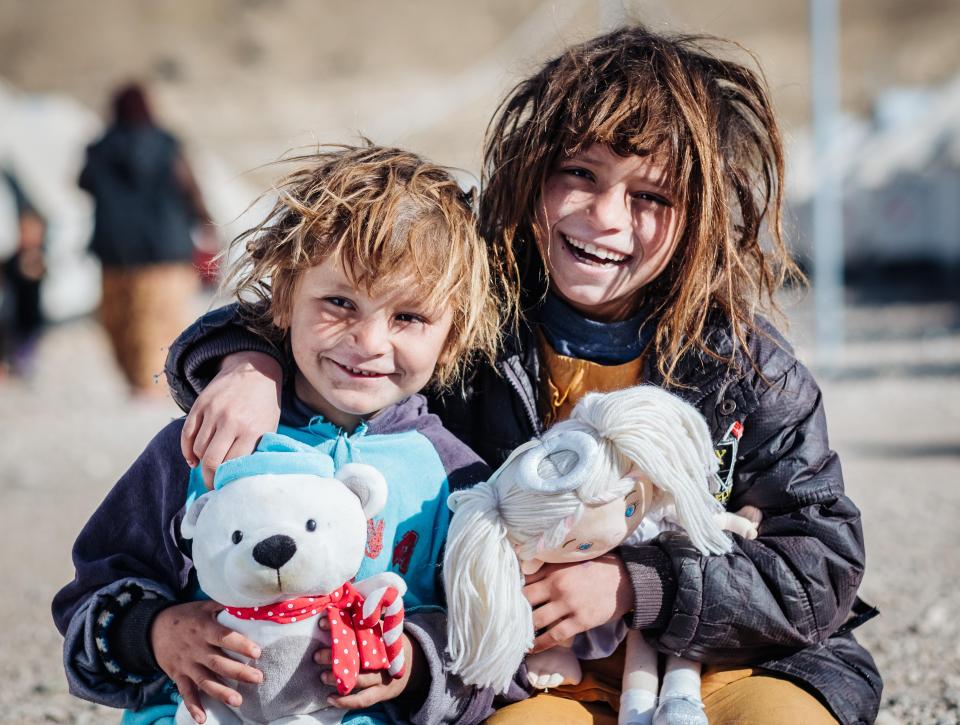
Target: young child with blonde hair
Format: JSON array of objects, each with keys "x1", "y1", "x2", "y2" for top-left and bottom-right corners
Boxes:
[{"x1": 54, "y1": 144, "x2": 499, "y2": 725}]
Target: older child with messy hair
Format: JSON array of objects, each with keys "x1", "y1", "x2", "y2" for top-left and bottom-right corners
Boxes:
[
  {"x1": 53, "y1": 145, "x2": 499, "y2": 725},
  {"x1": 164, "y1": 25, "x2": 880, "y2": 725}
]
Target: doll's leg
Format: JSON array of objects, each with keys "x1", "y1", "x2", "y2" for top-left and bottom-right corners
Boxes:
[
  {"x1": 525, "y1": 644, "x2": 583, "y2": 689},
  {"x1": 619, "y1": 630, "x2": 659, "y2": 725},
  {"x1": 652, "y1": 655, "x2": 707, "y2": 725}
]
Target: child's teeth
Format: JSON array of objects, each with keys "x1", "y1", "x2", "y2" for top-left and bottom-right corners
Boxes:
[
  {"x1": 565, "y1": 236, "x2": 627, "y2": 262},
  {"x1": 345, "y1": 364, "x2": 376, "y2": 376}
]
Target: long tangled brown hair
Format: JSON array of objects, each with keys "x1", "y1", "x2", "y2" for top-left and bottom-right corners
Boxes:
[
  {"x1": 226, "y1": 144, "x2": 500, "y2": 388},
  {"x1": 481, "y1": 25, "x2": 803, "y2": 385}
]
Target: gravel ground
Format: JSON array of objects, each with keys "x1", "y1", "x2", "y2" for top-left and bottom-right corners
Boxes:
[{"x1": 1, "y1": 291, "x2": 958, "y2": 725}]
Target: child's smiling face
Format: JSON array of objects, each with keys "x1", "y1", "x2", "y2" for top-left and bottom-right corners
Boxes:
[
  {"x1": 286, "y1": 256, "x2": 454, "y2": 431},
  {"x1": 538, "y1": 143, "x2": 682, "y2": 321}
]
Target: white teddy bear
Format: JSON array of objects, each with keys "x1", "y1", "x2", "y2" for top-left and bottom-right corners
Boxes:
[{"x1": 175, "y1": 433, "x2": 407, "y2": 725}]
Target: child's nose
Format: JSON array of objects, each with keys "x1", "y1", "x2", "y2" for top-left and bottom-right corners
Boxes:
[
  {"x1": 350, "y1": 316, "x2": 390, "y2": 354},
  {"x1": 588, "y1": 185, "x2": 631, "y2": 231}
]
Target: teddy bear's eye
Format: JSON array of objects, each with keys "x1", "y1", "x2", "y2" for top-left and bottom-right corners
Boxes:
[
  {"x1": 231, "y1": 530, "x2": 243, "y2": 545},
  {"x1": 306, "y1": 519, "x2": 317, "y2": 532}
]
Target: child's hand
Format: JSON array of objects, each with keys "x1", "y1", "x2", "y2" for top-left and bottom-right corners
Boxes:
[
  {"x1": 180, "y1": 351, "x2": 282, "y2": 488},
  {"x1": 313, "y1": 621, "x2": 426, "y2": 710},
  {"x1": 151, "y1": 600, "x2": 263, "y2": 724},
  {"x1": 523, "y1": 552, "x2": 632, "y2": 653}
]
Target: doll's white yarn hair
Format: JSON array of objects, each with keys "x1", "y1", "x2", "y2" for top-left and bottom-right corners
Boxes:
[{"x1": 444, "y1": 385, "x2": 729, "y2": 693}]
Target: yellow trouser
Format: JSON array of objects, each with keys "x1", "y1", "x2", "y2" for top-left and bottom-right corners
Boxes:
[
  {"x1": 486, "y1": 642, "x2": 837, "y2": 725},
  {"x1": 100, "y1": 263, "x2": 198, "y2": 391}
]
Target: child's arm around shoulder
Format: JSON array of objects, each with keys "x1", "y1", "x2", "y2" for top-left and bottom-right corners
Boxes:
[
  {"x1": 164, "y1": 303, "x2": 285, "y2": 414},
  {"x1": 52, "y1": 420, "x2": 195, "y2": 709},
  {"x1": 165, "y1": 303, "x2": 286, "y2": 487},
  {"x1": 624, "y1": 342, "x2": 866, "y2": 661}
]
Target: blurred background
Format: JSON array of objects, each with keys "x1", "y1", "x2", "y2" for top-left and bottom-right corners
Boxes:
[{"x1": 1, "y1": 1, "x2": 957, "y2": 723}]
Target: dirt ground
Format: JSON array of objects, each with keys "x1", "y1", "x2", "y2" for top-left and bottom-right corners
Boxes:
[{"x1": 1, "y1": 289, "x2": 958, "y2": 725}]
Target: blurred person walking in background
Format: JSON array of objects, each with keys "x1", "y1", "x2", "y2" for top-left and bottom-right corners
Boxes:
[
  {"x1": 0, "y1": 169, "x2": 47, "y2": 381},
  {"x1": 79, "y1": 82, "x2": 215, "y2": 399}
]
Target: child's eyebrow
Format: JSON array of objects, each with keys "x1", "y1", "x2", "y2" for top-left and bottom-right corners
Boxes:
[{"x1": 563, "y1": 537, "x2": 576, "y2": 547}]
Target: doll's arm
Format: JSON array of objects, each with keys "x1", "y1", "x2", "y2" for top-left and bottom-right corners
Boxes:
[{"x1": 715, "y1": 505, "x2": 763, "y2": 540}]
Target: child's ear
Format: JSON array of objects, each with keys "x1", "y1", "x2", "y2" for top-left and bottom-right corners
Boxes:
[{"x1": 433, "y1": 341, "x2": 456, "y2": 378}]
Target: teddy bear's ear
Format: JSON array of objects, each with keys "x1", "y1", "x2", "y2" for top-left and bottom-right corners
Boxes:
[
  {"x1": 335, "y1": 463, "x2": 388, "y2": 519},
  {"x1": 180, "y1": 492, "x2": 213, "y2": 540}
]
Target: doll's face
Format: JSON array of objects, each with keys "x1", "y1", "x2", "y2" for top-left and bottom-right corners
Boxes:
[{"x1": 519, "y1": 476, "x2": 654, "y2": 575}]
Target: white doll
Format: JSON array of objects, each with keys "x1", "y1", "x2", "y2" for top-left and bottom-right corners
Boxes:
[{"x1": 444, "y1": 385, "x2": 761, "y2": 725}]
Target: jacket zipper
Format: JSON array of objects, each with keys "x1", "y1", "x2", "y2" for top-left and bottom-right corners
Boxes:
[{"x1": 497, "y1": 356, "x2": 543, "y2": 437}]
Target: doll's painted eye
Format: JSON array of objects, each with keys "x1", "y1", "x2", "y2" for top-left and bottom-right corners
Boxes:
[
  {"x1": 577, "y1": 542, "x2": 593, "y2": 551},
  {"x1": 306, "y1": 519, "x2": 317, "y2": 532},
  {"x1": 231, "y1": 530, "x2": 243, "y2": 545},
  {"x1": 625, "y1": 504, "x2": 637, "y2": 518}
]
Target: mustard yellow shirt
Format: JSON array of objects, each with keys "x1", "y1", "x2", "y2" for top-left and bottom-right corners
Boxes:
[{"x1": 537, "y1": 331, "x2": 647, "y2": 426}]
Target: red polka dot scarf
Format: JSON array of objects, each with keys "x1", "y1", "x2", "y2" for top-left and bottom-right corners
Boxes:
[{"x1": 224, "y1": 581, "x2": 405, "y2": 694}]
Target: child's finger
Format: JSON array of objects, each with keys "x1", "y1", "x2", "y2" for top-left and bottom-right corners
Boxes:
[
  {"x1": 530, "y1": 600, "x2": 566, "y2": 632},
  {"x1": 313, "y1": 647, "x2": 332, "y2": 666},
  {"x1": 199, "y1": 429, "x2": 236, "y2": 487},
  {"x1": 208, "y1": 654, "x2": 263, "y2": 684},
  {"x1": 322, "y1": 669, "x2": 387, "y2": 691},
  {"x1": 328, "y1": 679, "x2": 391, "y2": 709},
  {"x1": 531, "y1": 616, "x2": 578, "y2": 653},
  {"x1": 223, "y1": 434, "x2": 259, "y2": 463},
  {"x1": 194, "y1": 668, "x2": 242, "y2": 708},
  {"x1": 191, "y1": 413, "x2": 217, "y2": 463},
  {"x1": 174, "y1": 677, "x2": 206, "y2": 724},
  {"x1": 214, "y1": 629, "x2": 262, "y2": 660},
  {"x1": 181, "y1": 409, "x2": 202, "y2": 467},
  {"x1": 521, "y1": 577, "x2": 551, "y2": 607}
]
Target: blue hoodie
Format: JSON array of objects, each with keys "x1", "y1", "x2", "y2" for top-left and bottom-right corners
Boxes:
[{"x1": 52, "y1": 390, "x2": 490, "y2": 724}]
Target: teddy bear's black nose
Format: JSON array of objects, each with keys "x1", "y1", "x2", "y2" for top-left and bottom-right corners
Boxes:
[{"x1": 252, "y1": 534, "x2": 297, "y2": 570}]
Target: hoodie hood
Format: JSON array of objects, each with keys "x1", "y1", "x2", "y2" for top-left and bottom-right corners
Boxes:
[{"x1": 280, "y1": 386, "x2": 432, "y2": 437}]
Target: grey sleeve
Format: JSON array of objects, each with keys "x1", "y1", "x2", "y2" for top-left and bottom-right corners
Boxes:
[
  {"x1": 383, "y1": 611, "x2": 496, "y2": 725},
  {"x1": 164, "y1": 303, "x2": 286, "y2": 412},
  {"x1": 620, "y1": 545, "x2": 676, "y2": 630}
]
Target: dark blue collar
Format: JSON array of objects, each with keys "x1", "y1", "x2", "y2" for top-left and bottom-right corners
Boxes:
[{"x1": 537, "y1": 293, "x2": 655, "y2": 365}]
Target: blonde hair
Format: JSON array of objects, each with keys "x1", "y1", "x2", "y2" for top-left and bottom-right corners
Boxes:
[
  {"x1": 226, "y1": 143, "x2": 499, "y2": 387},
  {"x1": 444, "y1": 385, "x2": 728, "y2": 693}
]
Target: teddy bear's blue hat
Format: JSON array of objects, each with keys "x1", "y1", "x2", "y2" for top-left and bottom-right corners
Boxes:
[{"x1": 213, "y1": 433, "x2": 336, "y2": 490}]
